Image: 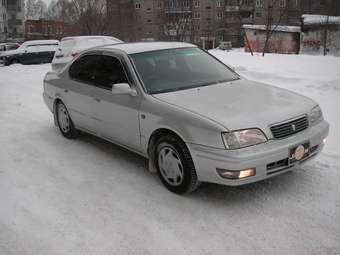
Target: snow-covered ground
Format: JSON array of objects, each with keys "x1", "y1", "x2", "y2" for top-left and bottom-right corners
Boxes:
[{"x1": 0, "y1": 51, "x2": 340, "y2": 255}]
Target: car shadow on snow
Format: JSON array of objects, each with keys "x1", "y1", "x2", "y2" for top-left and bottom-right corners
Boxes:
[{"x1": 71, "y1": 131, "x2": 306, "y2": 203}]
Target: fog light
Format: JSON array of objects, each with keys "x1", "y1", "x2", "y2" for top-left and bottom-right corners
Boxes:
[{"x1": 217, "y1": 168, "x2": 256, "y2": 180}]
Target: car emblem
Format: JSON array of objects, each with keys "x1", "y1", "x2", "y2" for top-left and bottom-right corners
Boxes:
[{"x1": 292, "y1": 124, "x2": 296, "y2": 131}]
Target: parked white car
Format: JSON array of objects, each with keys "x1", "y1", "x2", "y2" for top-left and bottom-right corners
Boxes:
[
  {"x1": 43, "y1": 42, "x2": 329, "y2": 194},
  {"x1": 51, "y1": 36, "x2": 123, "y2": 71}
]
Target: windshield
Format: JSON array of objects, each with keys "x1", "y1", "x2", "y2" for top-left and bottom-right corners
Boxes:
[{"x1": 130, "y1": 47, "x2": 239, "y2": 94}]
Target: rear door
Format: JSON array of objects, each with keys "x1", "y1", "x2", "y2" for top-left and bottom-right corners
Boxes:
[{"x1": 63, "y1": 54, "x2": 101, "y2": 133}]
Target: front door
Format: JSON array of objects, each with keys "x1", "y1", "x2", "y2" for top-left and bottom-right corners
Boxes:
[{"x1": 89, "y1": 54, "x2": 141, "y2": 151}]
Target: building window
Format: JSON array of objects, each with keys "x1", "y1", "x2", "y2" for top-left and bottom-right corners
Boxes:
[
  {"x1": 193, "y1": 12, "x2": 200, "y2": 19},
  {"x1": 255, "y1": 0, "x2": 263, "y2": 8},
  {"x1": 216, "y1": 0, "x2": 222, "y2": 7},
  {"x1": 147, "y1": 19, "x2": 152, "y2": 23},
  {"x1": 279, "y1": 0, "x2": 286, "y2": 8},
  {"x1": 194, "y1": 0, "x2": 200, "y2": 8},
  {"x1": 256, "y1": 12, "x2": 262, "y2": 17},
  {"x1": 216, "y1": 12, "x2": 223, "y2": 19},
  {"x1": 135, "y1": 2, "x2": 141, "y2": 9}
]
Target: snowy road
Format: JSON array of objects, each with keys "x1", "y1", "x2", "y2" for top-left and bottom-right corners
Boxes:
[{"x1": 1, "y1": 52, "x2": 340, "y2": 255}]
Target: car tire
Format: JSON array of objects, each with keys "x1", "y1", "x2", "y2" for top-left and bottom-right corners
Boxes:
[
  {"x1": 10, "y1": 59, "x2": 20, "y2": 65},
  {"x1": 56, "y1": 101, "x2": 79, "y2": 139},
  {"x1": 155, "y1": 135, "x2": 200, "y2": 195}
]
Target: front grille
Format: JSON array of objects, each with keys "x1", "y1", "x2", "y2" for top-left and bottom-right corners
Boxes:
[{"x1": 270, "y1": 116, "x2": 309, "y2": 139}]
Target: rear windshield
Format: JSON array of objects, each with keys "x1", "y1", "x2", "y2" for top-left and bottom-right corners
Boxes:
[{"x1": 130, "y1": 47, "x2": 239, "y2": 94}]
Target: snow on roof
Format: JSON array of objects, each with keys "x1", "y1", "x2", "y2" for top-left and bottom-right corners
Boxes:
[
  {"x1": 243, "y1": 24, "x2": 301, "y2": 33},
  {"x1": 22, "y1": 40, "x2": 59, "y2": 46},
  {"x1": 61, "y1": 36, "x2": 123, "y2": 43},
  {"x1": 302, "y1": 14, "x2": 340, "y2": 25},
  {"x1": 102, "y1": 42, "x2": 196, "y2": 54}
]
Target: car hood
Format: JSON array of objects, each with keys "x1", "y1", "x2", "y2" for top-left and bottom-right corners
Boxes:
[{"x1": 152, "y1": 79, "x2": 316, "y2": 132}]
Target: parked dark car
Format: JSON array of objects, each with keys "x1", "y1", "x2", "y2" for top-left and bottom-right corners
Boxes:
[{"x1": 0, "y1": 40, "x2": 58, "y2": 66}]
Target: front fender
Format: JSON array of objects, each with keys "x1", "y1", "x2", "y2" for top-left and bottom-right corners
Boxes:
[{"x1": 140, "y1": 96, "x2": 227, "y2": 155}]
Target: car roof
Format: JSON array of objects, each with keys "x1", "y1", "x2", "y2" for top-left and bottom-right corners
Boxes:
[
  {"x1": 61, "y1": 36, "x2": 123, "y2": 42},
  {"x1": 23, "y1": 40, "x2": 59, "y2": 45},
  {"x1": 100, "y1": 42, "x2": 197, "y2": 54}
]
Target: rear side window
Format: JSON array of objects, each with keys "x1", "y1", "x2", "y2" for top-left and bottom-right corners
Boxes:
[
  {"x1": 7, "y1": 44, "x2": 19, "y2": 50},
  {"x1": 69, "y1": 54, "x2": 128, "y2": 90}
]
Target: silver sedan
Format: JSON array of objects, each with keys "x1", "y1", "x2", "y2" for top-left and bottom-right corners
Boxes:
[{"x1": 43, "y1": 42, "x2": 329, "y2": 194}]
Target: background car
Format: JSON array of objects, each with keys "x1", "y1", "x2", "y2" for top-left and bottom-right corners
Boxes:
[
  {"x1": 51, "y1": 36, "x2": 123, "y2": 71},
  {"x1": 0, "y1": 43, "x2": 20, "y2": 53},
  {"x1": 0, "y1": 40, "x2": 59, "y2": 66},
  {"x1": 0, "y1": 43, "x2": 21, "y2": 64}
]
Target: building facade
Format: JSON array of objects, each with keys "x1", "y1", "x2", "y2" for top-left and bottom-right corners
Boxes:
[
  {"x1": 106, "y1": 0, "x2": 252, "y2": 48},
  {"x1": 253, "y1": 0, "x2": 340, "y2": 26},
  {"x1": 0, "y1": 0, "x2": 7, "y2": 41},
  {"x1": 6, "y1": 0, "x2": 25, "y2": 38},
  {"x1": 105, "y1": 0, "x2": 340, "y2": 49},
  {"x1": 0, "y1": 0, "x2": 25, "y2": 42},
  {"x1": 25, "y1": 19, "x2": 68, "y2": 41}
]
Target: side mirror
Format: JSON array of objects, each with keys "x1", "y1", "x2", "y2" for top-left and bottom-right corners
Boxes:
[{"x1": 112, "y1": 83, "x2": 137, "y2": 96}]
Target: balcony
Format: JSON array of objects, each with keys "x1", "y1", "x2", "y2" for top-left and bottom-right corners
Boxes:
[
  {"x1": 8, "y1": 18, "x2": 23, "y2": 27},
  {"x1": 225, "y1": 6, "x2": 239, "y2": 12},
  {"x1": 164, "y1": 7, "x2": 192, "y2": 14},
  {"x1": 7, "y1": 5, "x2": 22, "y2": 12}
]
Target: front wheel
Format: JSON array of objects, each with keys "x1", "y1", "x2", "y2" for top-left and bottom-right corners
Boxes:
[
  {"x1": 56, "y1": 101, "x2": 79, "y2": 139},
  {"x1": 155, "y1": 135, "x2": 200, "y2": 195}
]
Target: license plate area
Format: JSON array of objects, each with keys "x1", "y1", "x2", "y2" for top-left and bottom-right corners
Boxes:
[{"x1": 289, "y1": 142, "x2": 310, "y2": 164}]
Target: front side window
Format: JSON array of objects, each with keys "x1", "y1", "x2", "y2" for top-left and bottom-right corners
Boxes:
[
  {"x1": 69, "y1": 54, "x2": 128, "y2": 90},
  {"x1": 130, "y1": 47, "x2": 238, "y2": 94},
  {"x1": 69, "y1": 55, "x2": 99, "y2": 84},
  {"x1": 94, "y1": 55, "x2": 128, "y2": 89}
]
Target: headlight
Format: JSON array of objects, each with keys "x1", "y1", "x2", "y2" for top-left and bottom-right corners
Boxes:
[
  {"x1": 222, "y1": 128, "x2": 267, "y2": 150},
  {"x1": 310, "y1": 105, "x2": 323, "y2": 126}
]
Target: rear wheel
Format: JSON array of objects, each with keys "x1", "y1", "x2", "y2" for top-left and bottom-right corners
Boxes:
[
  {"x1": 155, "y1": 135, "x2": 200, "y2": 194},
  {"x1": 10, "y1": 59, "x2": 20, "y2": 65},
  {"x1": 56, "y1": 101, "x2": 79, "y2": 139}
]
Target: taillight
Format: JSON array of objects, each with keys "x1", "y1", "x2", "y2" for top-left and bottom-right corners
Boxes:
[{"x1": 71, "y1": 52, "x2": 79, "y2": 58}]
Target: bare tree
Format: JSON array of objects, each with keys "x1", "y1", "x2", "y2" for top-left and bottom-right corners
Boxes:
[
  {"x1": 262, "y1": 0, "x2": 288, "y2": 56},
  {"x1": 26, "y1": 0, "x2": 48, "y2": 20},
  {"x1": 322, "y1": 0, "x2": 337, "y2": 56}
]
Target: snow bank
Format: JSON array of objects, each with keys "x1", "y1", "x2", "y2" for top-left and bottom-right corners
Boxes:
[
  {"x1": 302, "y1": 14, "x2": 340, "y2": 25},
  {"x1": 243, "y1": 24, "x2": 301, "y2": 33}
]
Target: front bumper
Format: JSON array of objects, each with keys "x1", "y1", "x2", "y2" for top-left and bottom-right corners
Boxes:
[{"x1": 188, "y1": 120, "x2": 329, "y2": 186}]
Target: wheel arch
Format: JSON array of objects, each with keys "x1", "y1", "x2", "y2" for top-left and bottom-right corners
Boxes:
[
  {"x1": 147, "y1": 128, "x2": 187, "y2": 158},
  {"x1": 52, "y1": 97, "x2": 64, "y2": 126}
]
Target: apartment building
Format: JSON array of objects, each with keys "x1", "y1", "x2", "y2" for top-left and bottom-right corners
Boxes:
[
  {"x1": 6, "y1": 0, "x2": 25, "y2": 38},
  {"x1": 253, "y1": 0, "x2": 340, "y2": 26},
  {"x1": 0, "y1": 0, "x2": 7, "y2": 41},
  {"x1": 0, "y1": 0, "x2": 25, "y2": 41},
  {"x1": 106, "y1": 0, "x2": 338, "y2": 48},
  {"x1": 25, "y1": 19, "x2": 68, "y2": 41}
]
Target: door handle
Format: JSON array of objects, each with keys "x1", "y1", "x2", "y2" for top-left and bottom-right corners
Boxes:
[{"x1": 93, "y1": 98, "x2": 101, "y2": 102}]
